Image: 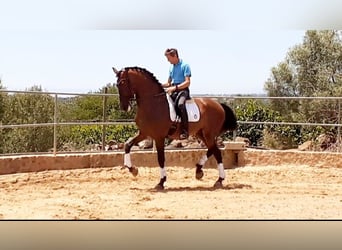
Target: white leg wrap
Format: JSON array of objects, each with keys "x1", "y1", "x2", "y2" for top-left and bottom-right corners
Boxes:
[
  {"x1": 124, "y1": 154, "x2": 132, "y2": 168},
  {"x1": 198, "y1": 155, "x2": 208, "y2": 166},
  {"x1": 218, "y1": 163, "x2": 225, "y2": 179},
  {"x1": 160, "y1": 168, "x2": 167, "y2": 179}
]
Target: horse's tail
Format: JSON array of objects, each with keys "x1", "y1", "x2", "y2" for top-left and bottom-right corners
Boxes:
[{"x1": 220, "y1": 103, "x2": 238, "y2": 133}]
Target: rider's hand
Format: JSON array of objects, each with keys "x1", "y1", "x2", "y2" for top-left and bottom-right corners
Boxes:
[{"x1": 166, "y1": 86, "x2": 177, "y2": 95}]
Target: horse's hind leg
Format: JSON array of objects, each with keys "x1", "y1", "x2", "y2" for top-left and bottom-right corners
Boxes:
[
  {"x1": 211, "y1": 145, "x2": 225, "y2": 188},
  {"x1": 154, "y1": 138, "x2": 167, "y2": 190},
  {"x1": 123, "y1": 132, "x2": 146, "y2": 176},
  {"x1": 200, "y1": 132, "x2": 225, "y2": 188},
  {"x1": 194, "y1": 131, "x2": 213, "y2": 180},
  {"x1": 195, "y1": 148, "x2": 212, "y2": 180}
]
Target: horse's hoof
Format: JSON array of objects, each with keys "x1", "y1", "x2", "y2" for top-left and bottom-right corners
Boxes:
[
  {"x1": 154, "y1": 183, "x2": 164, "y2": 190},
  {"x1": 129, "y1": 166, "x2": 138, "y2": 177},
  {"x1": 195, "y1": 170, "x2": 204, "y2": 180},
  {"x1": 154, "y1": 177, "x2": 166, "y2": 190},
  {"x1": 195, "y1": 164, "x2": 204, "y2": 180},
  {"x1": 213, "y1": 179, "x2": 224, "y2": 189}
]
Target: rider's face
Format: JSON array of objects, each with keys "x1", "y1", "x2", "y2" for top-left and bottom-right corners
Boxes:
[{"x1": 165, "y1": 54, "x2": 179, "y2": 65}]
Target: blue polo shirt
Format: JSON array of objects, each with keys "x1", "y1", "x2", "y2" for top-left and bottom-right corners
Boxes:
[{"x1": 169, "y1": 59, "x2": 191, "y2": 85}]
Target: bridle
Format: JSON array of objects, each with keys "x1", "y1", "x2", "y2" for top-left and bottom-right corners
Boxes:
[
  {"x1": 116, "y1": 68, "x2": 166, "y2": 104},
  {"x1": 116, "y1": 69, "x2": 139, "y2": 110},
  {"x1": 117, "y1": 69, "x2": 135, "y2": 100}
]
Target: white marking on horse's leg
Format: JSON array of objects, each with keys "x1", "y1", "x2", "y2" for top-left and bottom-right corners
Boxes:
[
  {"x1": 160, "y1": 167, "x2": 167, "y2": 179},
  {"x1": 124, "y1": 153, "x2": 132, "y2": 168},
  {"x1": 217, "y1": 163, "x2": 225, "y2": 179},
  {"x1": 198, "y1": 155, "x2": 208, "y2": 166}
]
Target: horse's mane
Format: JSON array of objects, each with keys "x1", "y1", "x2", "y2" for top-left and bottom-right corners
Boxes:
[{"x1": 124, "y1": 66, "x2": 162, "y2": 86}]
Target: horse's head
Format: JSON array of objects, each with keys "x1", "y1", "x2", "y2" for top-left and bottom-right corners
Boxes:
[
  {"x1": 113, "y1": 66, "x2": 165, "y2": 111},
  {"x1": 113, "y1": 67, "x2": 134, "y2": 111}
]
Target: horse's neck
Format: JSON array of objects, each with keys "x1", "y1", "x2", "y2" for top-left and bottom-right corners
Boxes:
[
  {"x1": 132, "y1": 75, "x2": 164, "y2": 99},
  {"x1": 136, "y1": 91, "x2": 167, "y2": 108},
  {"x1": 135, "y1": 85, "x2": 168, "y2": 115},
  {"x1": 130, "y1": 73, "x2": 168, "y2": 113},
  {"x1": 135, "y1": 86, "x2": 163, "y2": 99}
]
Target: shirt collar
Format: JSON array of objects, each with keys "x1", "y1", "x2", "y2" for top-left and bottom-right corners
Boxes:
[{"x1": 174, "y1": 59, "x2": 182, "y2": 66}]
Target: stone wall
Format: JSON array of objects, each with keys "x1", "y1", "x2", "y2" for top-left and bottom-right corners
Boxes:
[
  {"x1": 0, "y1": 149, "x2": 240, "y2": 175},
  {"x1": 242, "y1": 149, "x2": 342, "y2": 168},
  {"x1": 1, "y1": 148, "x2": 341, "y2": 175}
]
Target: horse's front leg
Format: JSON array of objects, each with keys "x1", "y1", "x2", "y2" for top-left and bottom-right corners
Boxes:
[
  {"x1": 123, "y1": 132, "x2": 146, "y2": 176},
  {"x1": 154, "y1": 138, "x2": 166, "y2": 190}
]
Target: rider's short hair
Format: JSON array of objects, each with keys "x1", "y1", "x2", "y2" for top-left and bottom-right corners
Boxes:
[{"x1": 164, "y1": 48, "x2": 178, "y2": 58}]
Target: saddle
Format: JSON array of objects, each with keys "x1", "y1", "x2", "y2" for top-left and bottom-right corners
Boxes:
[{"x1": 166, "y1": 94, "x2": 200, "y2": 122}]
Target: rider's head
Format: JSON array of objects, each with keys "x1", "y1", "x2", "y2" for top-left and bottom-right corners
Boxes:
[{"x1": 164, "y1": 48, "x2": 179, "y2": 65}]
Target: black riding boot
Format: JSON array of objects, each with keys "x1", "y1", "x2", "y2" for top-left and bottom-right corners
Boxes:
[{"x1": 179, "y1": 104, "x2": 189, "y2": 140}]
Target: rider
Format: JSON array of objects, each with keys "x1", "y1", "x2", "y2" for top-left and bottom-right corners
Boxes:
[{"x1": 162, "y1": 48, "x2": 191, "y2": 140}]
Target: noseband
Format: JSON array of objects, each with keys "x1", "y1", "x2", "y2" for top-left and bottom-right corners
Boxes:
[{"x1": 117, "y1": 69, "x2": 135, "y2": 100}]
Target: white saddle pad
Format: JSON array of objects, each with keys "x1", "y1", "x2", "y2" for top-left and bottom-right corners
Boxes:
[{"x1": 166, "y1": 94, "x2": 200, "y2": 122}]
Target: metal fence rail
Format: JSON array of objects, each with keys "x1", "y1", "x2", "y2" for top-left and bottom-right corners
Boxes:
[
  {"x1": 0, "y1": 121, "x2": 135, "y2": 129},
  {"x1": 1, "y1": 89, "x2": 342, "y2": 155}
]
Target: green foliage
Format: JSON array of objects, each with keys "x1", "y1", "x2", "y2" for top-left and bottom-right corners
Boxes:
[
  {"x1": 266, "y1": 31, "x2": 342, "y2": 97},
  {"x1": 107, "y1": 125, "x2": 138, "y2": 142},
  {"x1": 57, "y1": 84, "x2": 137, "y2": 151},
  {"x1": 263, "y1": 30, "x2": 342, "y2": 147},
  {"x1": 0, "y1": 82, "x2": 139, "y2": 154},
  {"x1": 1, "y1": 85, "x2": 55, "y2": 153},
  {"x1": 2, "y1": 30, "x2": 342, "y2": 153},
  {"x1": 234, "y1": 99, "x2": 281, "y2": 146},
  {"x1": 265, "y1": 30, "x2": 342, "y2": 118},
  {"x1": 0, "y1": 80, "x2": 7, "y2": 153},
  {"x1": 0, "y1": 79, "x2": 5, "y2": 121},
  {"x1": 262, "y1": 125, "x2": 301, "y2": 149},
  {"x1": 56, "y1": 124, "x2": 138, "y2": 151},
  {"x1": 59, "y1": 84, "x2": 136, "y2": 122}
]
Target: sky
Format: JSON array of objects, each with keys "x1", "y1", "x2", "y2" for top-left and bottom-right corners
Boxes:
[{"x1": 0, "y1": 0, "x2": 341, "y2": 95}]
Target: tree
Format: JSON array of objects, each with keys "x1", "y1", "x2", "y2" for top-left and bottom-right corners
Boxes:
[
  {"x1": 0, "y1": 79, "x2": 7, "y2": 153},
  {"x1": 0, "y1": 79, "x2": 5, "y2": 120},
  {"x1": 264, "y1": 30, "x2": 342, "y2": 140},
  {"x1": 59, "y1": 83, "x2": 135, "y2": 122},
  {"x1": 234, "y1": 99, "x2": 282, "y2": 146},
  {"x1": 0, "y1": 79, "x2": 6, "y2": 123},
  {"x1": 1, "y1": 85, "x2": 55, "y2": 153},
  {"x1": 266, "y1": 30, "x2": 342, "y2": 98},
  {"x1": 57, "y1": 83, "x2": 137, "y2": 150}
]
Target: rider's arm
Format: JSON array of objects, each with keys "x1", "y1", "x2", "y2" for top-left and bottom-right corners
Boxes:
[
  {"x1": 176, "y1": 76, "x2": 191, "y2": 90},
  {"x1": 162, "y1": 77, "x2": 172, "y2": 88}
]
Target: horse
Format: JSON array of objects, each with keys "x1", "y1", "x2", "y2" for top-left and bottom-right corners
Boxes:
[{"x1": 112, "y1": 66, "x2": 237, "y2": 190}]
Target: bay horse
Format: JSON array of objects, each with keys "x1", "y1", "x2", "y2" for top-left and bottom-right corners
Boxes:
[{"x1": 112, "y1": 66, "x2": 237, "y2": 190}]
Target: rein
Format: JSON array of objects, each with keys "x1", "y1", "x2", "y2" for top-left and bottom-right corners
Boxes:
[{"x1": 132, "y1": 91, "x2": 166, "y2": 106}]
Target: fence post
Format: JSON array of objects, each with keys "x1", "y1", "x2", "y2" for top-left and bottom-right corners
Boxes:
[
  {"x1": 102, "y1": 87, "x2": 108, "y2": 151},
  {"x1": 338, "y1": 99, "x2": 341, "y2": 145},
  {"x1": 53, "y1": 93, "x2": 58, "y2": 156}
]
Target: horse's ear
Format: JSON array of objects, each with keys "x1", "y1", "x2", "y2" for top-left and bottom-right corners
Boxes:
[{"x1": 112, "y1": 67, "x2": 119, "y2": 75}]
